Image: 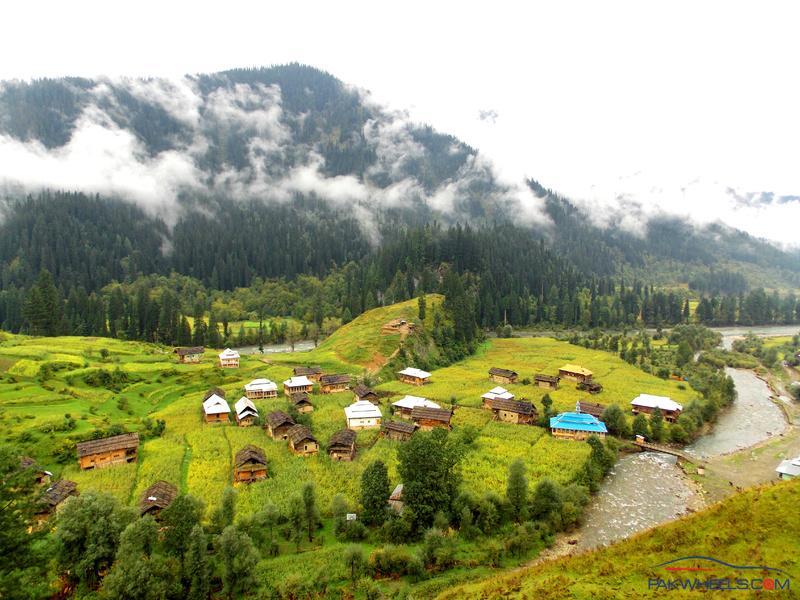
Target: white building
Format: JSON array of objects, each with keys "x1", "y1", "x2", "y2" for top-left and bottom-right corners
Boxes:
[
  {"x1": 345, "y1": 400, "x2": 383, "y2": 430},
  {"x1": 244, "y1": 378, "x2": 278, "y2": 399},
  {"x1": 481, "y1": 386, "x2": 515, "y2": 407},
  {"x1": 234, "y1": 397, "x2": 259, "y2": 426},
  {"x1": 630, "y1": 394, "x2": 684, "y2": 422},
  {"x1": 392, "y1": 395, "x2": 440, "y2": 418},
  {"x1": 202, "y1": 394, "x2": 230, "y2": 423},
  {"x1": 397, "y1": 367, "x2": 431, "y2": 385},
  {"x1": 776, "y1": 456, "x2": 800, "y2": 480},
  {"x1": 218, "y1": 348, "x2": 240, "y2": 368}
]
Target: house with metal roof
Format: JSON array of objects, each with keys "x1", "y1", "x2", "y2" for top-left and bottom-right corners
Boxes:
[
  {"x1": 549, "y1": 411, "x2": 608, "y2": 440},
  {"x1": 218, "y1": 348, "x2": 240, "y2": 368},
  {"x1": 397, "y1": 367, "x2": 431, "y2": 386},
  {"x1": 392, "y1": 395, "x2": 440, "y2": 418},
  {"x1": 234, "y1": 397, "x2": 259, "y2": 426},
  {"x1": 558, "y1": 364, "x2": 593, "y2": 383},
  {"x1": 481, "y1": 386, "x2": 515, "y2": 409},
  {"x1": 630, "y1": 394, "x2": 683, "y2": 422},
  {"x1": 776, "y1": 456, "x2": 800, "y2": 480},
  {"x1": 283, "y1": 376, "x2": 313, "y2": 396},
  {"x1": 345, "y1": 400, "x2": 383, "y2": 430},
  {"x1": 202, "y1": 393, "x2": 231, "y2": 423},
  {"x1": 244, "y1": 378, "x2": 278, "y2": 399}
]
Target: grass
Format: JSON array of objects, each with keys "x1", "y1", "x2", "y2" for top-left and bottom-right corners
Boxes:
[{"x1": 438, "y1": 479, "x2": 800, "y2": 599}]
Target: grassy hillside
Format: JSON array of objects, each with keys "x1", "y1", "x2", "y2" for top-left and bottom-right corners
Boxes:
[{"x1": 439, "y1": 479, "x2": 800, "y2": 599}]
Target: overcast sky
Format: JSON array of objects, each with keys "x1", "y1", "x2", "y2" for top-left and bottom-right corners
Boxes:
[{"x1": 2, "y1": 0, "x2": 799, "y2": 244}]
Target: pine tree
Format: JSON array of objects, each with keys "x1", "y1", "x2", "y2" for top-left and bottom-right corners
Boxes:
[
  {"x1": 418, "y1": 294, "x2": 426, "y2": 321},
  {"x1": 301, "y1": 482, "x2": 319, "y2": 542},
  {"x1": 23, "y1": 269, "x2": 63, "y2": 335}
]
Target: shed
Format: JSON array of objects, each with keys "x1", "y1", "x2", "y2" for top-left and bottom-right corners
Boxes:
[
  {"x1": 37, "y1": 480, "x2": 78, "y2": 517},
  {"x1": 76, "y1": 433, "x2": 139, "y2": 470},
  {"x1": 328, "y1": 429, "x2": 357, "y2": 461},
  {"x1": 319, "y1": 373, "x2": 351, "y2": 394},
  {"x1": 202, "y1": 393, "x2": 231, "y2": 423},
  {"x1": 19, "y1": 456, "x2": 52, "y2": 485},
  {"x1": 345, "y1": 400, "x2": 382, "y2": 430},
  {"x1": 382, "y1": 420, "x2": 417, "y2": 442},
  {"x1": 397, "y1": 367, "x2": 431, "y2": 386},
  {"x1": 534, "y1": 374, "x2": 560, "y2": 390},
  {"x1": 576, "y1": 400, "x2": 606, "y2": 419},
  {"x1": 577, "y1": 380, "x2": 604, "y2": 394},
  {"x1": 392, "y1": 395, "x2": 440, "y2": 419},
  {"x1": 284, "y1": 376, "x2": 313, "y2": 396},
  {"x1": 558, "y1": 364, "x2": 593, "y2": 383},
  {"x1": 410, "y1": 406, "x2": 452, "y2": 431},
  {"x1": 353, "y1": 384, "x2": 379, "y2": 403},
  {"x1": 139, "y1": 480, "x2": 178, "y2": 517},
  {"x1": 234, "y1": 397, "x2": 259, "y2": 426},
  {"x1": 388, "y1": 483, "x2": 404, "y2": 513},
  {"x1": 481, "y1": 386, "x2": 515, "y2": 410},
  {"x1": 287, "y1": 425, "x2": 319, "y2": 456},
  {"x1": 630, "y1": 394, "x2": 683, "y2": 422},
  {"x1": 218, "y1": 348, "x2": 240, "y2": 368},
  {"x1": 293, "y1": 366, "x2": 323, "y2": 382},
  {"x1": 234, "y1": 445, "x2": 268, "y2": 483},
  {"x1": 244, "y1": 378, "x2": 278, "y2": 399},
  {"x1": 549, "y1": 412, "x2": 607, "y2": 440},
  {"x1": 265, "y1": 411, "x2": 295, "y2": 440},
  {"x1": 174, "y1": 346, "x2": 204, "y2": 363},
  {"x1": 290, "y1": 392, "x2": 314, "y2": 413},
  {"x1": 489, "y1": 367, "x2": 518, "y2": 384},
  {"x1": 491, "y1": 398, "x2": 537, "y2": 424}
]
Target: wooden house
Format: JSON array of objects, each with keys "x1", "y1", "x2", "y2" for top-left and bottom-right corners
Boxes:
[
  {"x1": 174, "y1": 346, "x2": 204, "y2": 364},
  {"x1": 397, "y1": 367, "x2": 431, "y2": 386},
  {"x1": 481, "y1": 386, "x2": 514, "y2": 410},
  {"x1": 410, "y1": 406, "x2": 452, "y2": 431},
  {"x1": 138, "y1": 480, "x2": 177, "y2": 517},
  {"x1": 328, "y1": 429, "x2": 357, "y2": 461},
  {"x1": 577, "y1": 380, "x2": 604, "y2": 394},
  {"x1": 265, "y1": 411, "x2": 295, "y2": 440},
  {"x1": 36, "y1": 480, "x2": 78, "y2": 519},
  {"x1": 234, "y1": 445, "x2": 268, "y2": 483},
  {"x1": 488, "y1": 367, "x2": 518, "y2": 385},
  {"x1": 345, "y1": 400, "x2": 382, "y2": 430},
  {"x1": 293, "y1": 366, "x2": 323, "y2": 383},
  {"x1": 491, "y1": 398, "x2": 537, "y2": 425},
  {"x1": 76, "y1": 433, "x2": 139, "y2": 470},
  {"x1": 287, "y1": 425, "x2": 319, "y2": 456},
  {"x1": 382, "y1": 420, "x2": 417, "y2": 442},
  {"x1": 202, "y1": 393, "x2": 230, "y2": 423},
  {"x1": 576, "y1": 400, "x2": 606, "y2": 419},
  {"x1": 244, "y1": 378, "x2": 278, "y2": 400},
  {"x1": 234, "y1": 397, "x2": 259, "y2": 426},
  {"x1": 283, "y1": 376, "x2": 313, "y2": 396},
  {"x1": 218, "y1": 348, "x2": 240, "y2": 368},
  {"x1": 381, "y1": 318, "x2": 414, "y2": 335},
  {"x1": 392, "y1": 395, "x2": 440, "y2": 419},
  {"x1": 630, "y1": 394, "x2": 683, "y2": 422},
  {"x1": 353, "y1": 384, "x2": 379, "y2": 403},
  {"x1": 558, "y1": 364, "x2": 593, "y2": 383},
  {"x1": 549, "y1": 412, "x2": 607, "y2": 441},
  {"x1": 290, "y1": 392, "x2": 314, "y2": 414},
  {"x1": 319, "y1": 374, "x2": 351, "y2": 394},
  {"x1": 534, "y1": 374, "x2": 560, "y2": 390},
  {"x1": 388, "y1": 483, "x2": 404, "y2": 513},
  {"x1": 19, "y1": 456, "x2": 52, "y2": 485}
]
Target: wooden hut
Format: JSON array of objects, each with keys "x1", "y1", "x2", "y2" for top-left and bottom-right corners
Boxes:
[
  {"x1": 534, "y1": 374, "x2": 560, "y2": 390},
  {"x1": 328, "y1": 429, "x2": 357, "y2": 461},
  {"x1": 345, "y1": 400, "x2": 382, "y2": 430},
  {"x1": 577, "y1": 400, "x2": 606, "y2": 419},
  {"x1": 391, "y1": 395, "x2": 440, "y2": 419},
  {"x1": 290, "y1": 392, "x2": 314, "y2": 414},
  {"x1": 388, "y1": 483, "x2": 404, "y2": 513},
  {"x1": 353, "y1": 384, "x2": 379, "y2": 403},
  {"x1": 558, "y1": 364, "x2": 593, "y2": 383},
  {"x1": 577, "y1": 380, "x2": 604, "y2": 394},
  {"x1": 20, "y1": 456, "x2": 52, "y2": 485},
  {"x1": 265, "y1": 411, "x2": 295, "y2": 440},
  {"x1": 491, "y1": 398, "x2": 537, "y2": 425},
  {"x1": 481, "y1": 386, "x2": 514, "y2": 410},
  {"x1": 549, "y1": 412, "x2": 607, "y2": 440},
  {"x1": 244, "y1": 378, "x2": 278, "y2": 399},
  {"x1": 174, "y1": 346, "x2": 204, "y2": 363},
  {"x1": 283, "y1": 376, "x2": 313, "y2": 396},
  {"x1": 234, "y1": 445, "x2": 268, "y2": 483},
  {"x1": 410, "y1": 406, "x2": 452, "y2": 431},
  {"x1": 293, "y1": 366, "x2": 323, "y2": 383},
  {"x1": 630, "y1": 394, "x2": 683, "y2": 422},
  {"x1": 381, "y1": 318, "x2": 414, "y2": 334},
  {"x1": 234, "y1": 397, "x2": 259, "y2": 426},
  {"x1": 218, "y1": 348, "x2": 240, "y2": 368},
  {"x1": 76, "y1": 433, "x2": 139, "y2": 470},
  {"x1": 397, "y1": 367, "x2": 431, "y2": 386},
  {"x1": 287, "y1": 425, "x2": 319, "y2": 456},
  {"x1": 488, "y1": 367, "x2": 518, "y2": 384},
  {"x1": 139, "y1": 481, "x2": 177, "y2": 517},
  {"x1": 319, "y1": 374, "x2": 351, "y2": 394},
  {"x1": 202, "y1": 393, "x2": 230, "y2": 423},
  {"x1": 36, "y1": 480, "x2": 78, "y2": 519},
  {"x1": 382, "y1": 420, "x2": 416, "y2": 442}
]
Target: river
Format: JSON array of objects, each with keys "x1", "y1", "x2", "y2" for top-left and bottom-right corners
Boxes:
[{"x1": 234, "y1": 340, "x2": 316, "y2": 355}]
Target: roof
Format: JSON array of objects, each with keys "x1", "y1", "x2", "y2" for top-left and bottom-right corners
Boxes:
[
  {"x1": 19, "y1": 456, "x2": 50, "y2": 475},
  {"x1": 392, "y1": 395, "x2": 441, "y2": 410},
  {"x1": 489, "y1": 367, "x2": 518, "y2": 378},
  {"x1": 294, "y1": 366, "x2": 323, "y2": 376},
  {"x1": 234, "y1": 397, "x2": 259, "y2": 418},
  {"x1": 175, "y1": 346, "x2": 204, "y2": 356},
  {"x1": 398, "y1": 367, "x2": 431, "y2": 379},
  {"x1": 353, "y1": 384, "x2": 377, "y2": 399},
  {"x1": 535, "y1": 374, "x2": 560, "y2": 383},
  {"x1": 776, "y1": 457, "x2": 800, "y2": 477},
  {"x1": 203, "y1": 387, "x2": 226, "y2": 401},
  {"x1": 234, "y1": 445, "x2": 267, "y2": 468},
  {"x1": 329, "y1": 429, "x2": 357, "y2": 449},
  {"x1": 287, "y1": 424, "x2": 317, "y2": 445},
  {"x1": 320, "y1": 373, "x2": 351, "y2": 386},
  {"x1": 389, "y1": 483, "x2": 404, "y2": 501},
  {"x1": 383, "y1": 421, "x2": 417, "y2": 435},
  {"x1": 284, "y1": 376, "x2": 313, "y2": 388},
  {"x1": 491, "y1": 398, "x2": 536, "y2": 415},
  {"x1": 290, "y1": 392, "x2": 312, "y2": 406},
  {"x1": 40, "y1": 480, "x2": 77, "y2": 509},
  {"x1": 345, "y1": 400, "x2": 382, "y2": 420},
  {"x1": 559, "y1": 364, "x2": 593, "y2": 377},
  {"x1": 577, "y1": 400, "x2": 606, "y2": 418},
  {"x1": 76, "y1": 433, "x2": 139, "y2": 458},
  {"x1": 203, "y1": 394, "x2": 231, "y2": 415},
  {"x1": 244, "y1": 378, "x2": 277, "y2": 392},
  {"x1": 138, "y1": 481, "x2": 177, "y2": 514},
  {"x1": 266, "y1": 411, "x2": 294, "y2": 428},
  {"x1": 481, "y1": 386, "x2": 515, "y2": 401},
  {"x1": 549, "y1": 412, "x2": 608, "y2": 433},
  {"x1": 410, "y1": 406, "x2": 452, "y2": 423},
  {"x1": 219, "y1": 348, "x2": 240, "y2": 360},
  {"x1": 630, "y1": 394, "x2": 683, "y2": 412}
]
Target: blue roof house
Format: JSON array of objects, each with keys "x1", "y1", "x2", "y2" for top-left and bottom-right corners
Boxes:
[{"x1": 550, "y1": 411, "x2": 608, "y2": 440}]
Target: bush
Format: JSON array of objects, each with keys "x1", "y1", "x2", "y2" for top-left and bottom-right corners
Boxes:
[{"x1": 369, "y1": 545, "x2": 417, "y2": 578}]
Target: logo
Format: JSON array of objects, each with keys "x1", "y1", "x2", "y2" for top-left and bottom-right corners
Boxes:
[{"x1": 648, "y1": 556, "x2": 792, "y2": 592}]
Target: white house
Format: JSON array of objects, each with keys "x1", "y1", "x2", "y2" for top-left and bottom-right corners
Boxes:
[
  {"x1": 776, "y1": 456, "x2": 800, "y2": 480},
  {"x1": 397, "y1": 367, "x2": 431, "y2": 385},
  {"x1": 345, "y1": 400, "x2": 383, "y2": 430},
  {"x1": 283, "y1": 376, "x2": 313, "y2": 396},
  {"x1": 392, "y1": 395, "x2": 440, "y2": 418},
  {"x1": 244, "y1": 378, "x2": 278, "y2": 399},
  {"x1": 234, "y1": 397, "x2": 259, "y2": 426},
  {"x1": 481, "y1": 386, "x2": 514, "y2": 408},
  {"x1": 218, "y1": 348, "x2": 240, "y2": 368},
  {"x1": 202, "y1": 394, "x2": 230, "y2": 423},
  {"x1": 630, "y1": 394, "x2": 683, "y2": 422}
]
